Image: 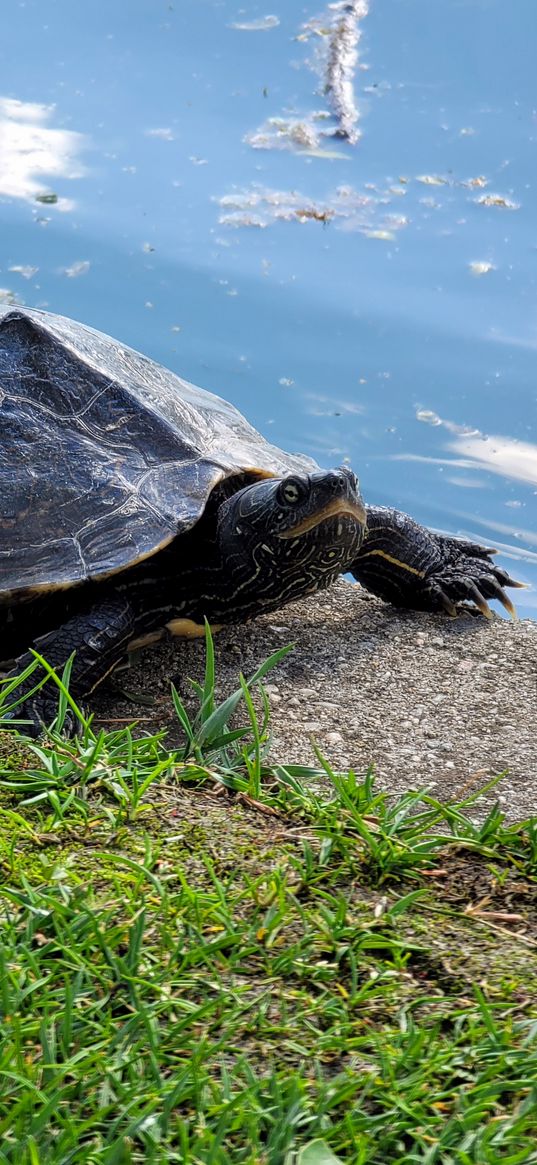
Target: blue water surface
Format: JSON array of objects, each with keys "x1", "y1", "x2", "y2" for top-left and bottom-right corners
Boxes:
[{"x1": 1, "y1": 0, "x2": 536, "y2": 614}]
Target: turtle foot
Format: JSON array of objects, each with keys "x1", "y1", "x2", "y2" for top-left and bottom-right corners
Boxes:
[
  {"x1": 424, "y1": 537, "x2": 523, "y2": 619},
  {"x1": 1, "y1": 693, "x2": 80, "y2": 738},
  {"x1": 351, "y1": 506, "x2": 525, "y2": 618}
]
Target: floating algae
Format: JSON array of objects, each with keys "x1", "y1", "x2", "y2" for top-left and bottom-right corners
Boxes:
[
  {"x1": 324, "y1": 0, "x2": 369, "y2": 144},
  {"x1": 244, "y1": 112, "x2": 350, "y2": 158},
  {"x1": 216, "y1": 183, "x2": 409, "y2": 236},
  {"x1": 244, "y1": 2, "x2": 370, "y2": 155}
]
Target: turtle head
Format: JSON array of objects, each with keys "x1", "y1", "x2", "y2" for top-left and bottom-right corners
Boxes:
[{"x1": 214, "y1": 467, "x2": 367, "y2": 619}]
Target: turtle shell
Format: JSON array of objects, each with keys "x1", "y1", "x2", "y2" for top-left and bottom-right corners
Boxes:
[{"x1": 0, "y1": 308, "x2": 316, "y2": 599}]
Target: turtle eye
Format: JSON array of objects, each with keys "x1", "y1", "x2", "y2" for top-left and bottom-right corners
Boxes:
[{"x1": 279, "y1": 478, "x2": 306, "y2": 506}]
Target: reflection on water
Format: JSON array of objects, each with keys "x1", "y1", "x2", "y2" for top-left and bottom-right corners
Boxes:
[
  {"x1": 451, "y1": 434, "x2": 537, "y2": 489},
  {"x1": 0, "y1": 96, "x2": 85, "y2": 207},
  {"x1": 410, "y1": 412, "x2": 537, "y2": 488}
]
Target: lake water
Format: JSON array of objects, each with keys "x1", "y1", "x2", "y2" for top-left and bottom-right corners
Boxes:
[{"x1": 1, "y1": 0, "x2": 536, "y2": 616}]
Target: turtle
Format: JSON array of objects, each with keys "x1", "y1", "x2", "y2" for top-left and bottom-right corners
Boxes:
[{"x1": 0, "y1": 307, "x2": 522, "y2": 735}]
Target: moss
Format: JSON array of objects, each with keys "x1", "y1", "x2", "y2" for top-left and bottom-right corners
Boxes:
[
  {"x1": 0, "y1": 776, "x2": 285, "y2": 898},
  {"x1": 0, "y1": 732, "x2": 35, "y2": 772},
  {"x1": 400, "y1": 908, "x2": 537, "y2": 1002}
]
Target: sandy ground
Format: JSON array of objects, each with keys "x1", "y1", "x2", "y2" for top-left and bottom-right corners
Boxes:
[{"x1": 92, "y1": 580, "x2": 537, "y2": 820}]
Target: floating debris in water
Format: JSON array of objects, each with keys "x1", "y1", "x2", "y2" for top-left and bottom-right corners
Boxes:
[
  {"x1": 324, "y1": 0, "x2": 369, "y2": 144},
  {"x1": 416, "y1": 174, "x2": 449, "y2": 186},
  {"x1": 61, "y1": 260, "x2": 90, "y2": 278},
  {"x1": 244, "y1": 2, "x2": 369, "y2": 154},
  {"x1": 228, "y1": 14, "x2": 280, "y2": 30},
  {"x1": 306, "y1": 391, "x2": 366, "y2": 416},
  {"x1": 469, "y1": 260, "x2": 495, "y2": 276},
  {"x1": 297, "y1": 207, "x2": 334, "y2": 222},
  {"x1": 244, "y1": 114, "x2": 323, "y2": 154},
  {"x1": 9, "y1": 265, "x2": 38, "y2": 279},
  {"x1": 245, "y1": 113, "x2": 349, "y2": 156},
  {"x1": 245, "y1": 106, "x2": 351, "y2": 157},
  {"x1": 216, "y1": 183, "x2": 409, "y2": 235},
  {"x1": 35, "y1": 191, "x2": 58, "y2": 204},
  {"x1": 475, "y1": 193, "x2": 520, "y2": 209},
  {"x1": 415, "y1": 174, "x2": 491, "y2": 194},
  {"x1": 299, "y1": 0, "x2": 369, "y2": 144},
  {"x1": 246, "y1": 116, "x2": 320, "y2": 152}
]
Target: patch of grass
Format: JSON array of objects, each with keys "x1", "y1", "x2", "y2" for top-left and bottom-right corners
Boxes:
[{"x1": 1, "y1": 629, "x2": 537, "y2": 1163}]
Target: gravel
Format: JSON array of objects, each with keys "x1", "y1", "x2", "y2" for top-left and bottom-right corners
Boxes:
[{"x1": 93, "y1": 580, "x2": 537, "y2": 819}]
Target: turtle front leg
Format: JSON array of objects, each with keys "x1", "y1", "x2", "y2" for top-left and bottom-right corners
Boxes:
[
  {"x1": 2, "y1": 596, "x2": 135, "y2": 736},
  {"x1": 350, "y1": 505, "x2": 524, "y2": 618}
]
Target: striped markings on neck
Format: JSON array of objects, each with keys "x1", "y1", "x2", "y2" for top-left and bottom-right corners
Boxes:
[{"x1": 357, "y1": 548, "x2": 426, "y2": 578}]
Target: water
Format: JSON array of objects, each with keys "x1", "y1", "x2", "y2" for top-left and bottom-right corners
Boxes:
[{"x1": 1, "y1": 0, "x2": 536, "y2": 616}]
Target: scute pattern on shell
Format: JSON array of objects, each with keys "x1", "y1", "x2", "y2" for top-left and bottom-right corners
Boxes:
[{"x1": 0, "y1": 308, "x2": 316, "y2": 596}]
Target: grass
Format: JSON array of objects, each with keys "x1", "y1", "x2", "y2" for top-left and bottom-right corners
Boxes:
[{"x1": 0, "y1": 631, "x2": 537, "y2": 1163}]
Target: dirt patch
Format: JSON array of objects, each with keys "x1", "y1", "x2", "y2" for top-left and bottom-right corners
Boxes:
[{"x1": 90, "y1": 581, "x2": 537, "y2": 819}]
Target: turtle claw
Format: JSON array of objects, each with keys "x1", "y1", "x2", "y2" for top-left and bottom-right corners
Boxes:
[
  {"x1": 494, "y1": 590, "x2": 517, "y2": 620},
  {"x1": 425, "y1": 536, "x2": 526, "y2": 620},
  {"x1": 349, "y1": 506, "x2": 524, "y2": 619},
  {"x1": 481, "y1": 576, "x2": 518, "y2": 620},
  {"x1": 487, "y1": 564, "x2": 525, "y2": 589},
  {"x1": 468, "y1": 586, "x2": 493, "y2": 620},
  {"x1": 437, "y1": 589, "x2": 458, "y2": 617},
  {"x1": 420, "y1": 544, "x2": 523, "y2": 619},
  {"x1": 467, "y1": 542, "x2": 498, "y2": 558}
]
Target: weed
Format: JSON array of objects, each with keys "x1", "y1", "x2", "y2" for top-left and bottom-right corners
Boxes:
[{"x1": 0, "y1": 631, "x2": 536, "y2": 1162}]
